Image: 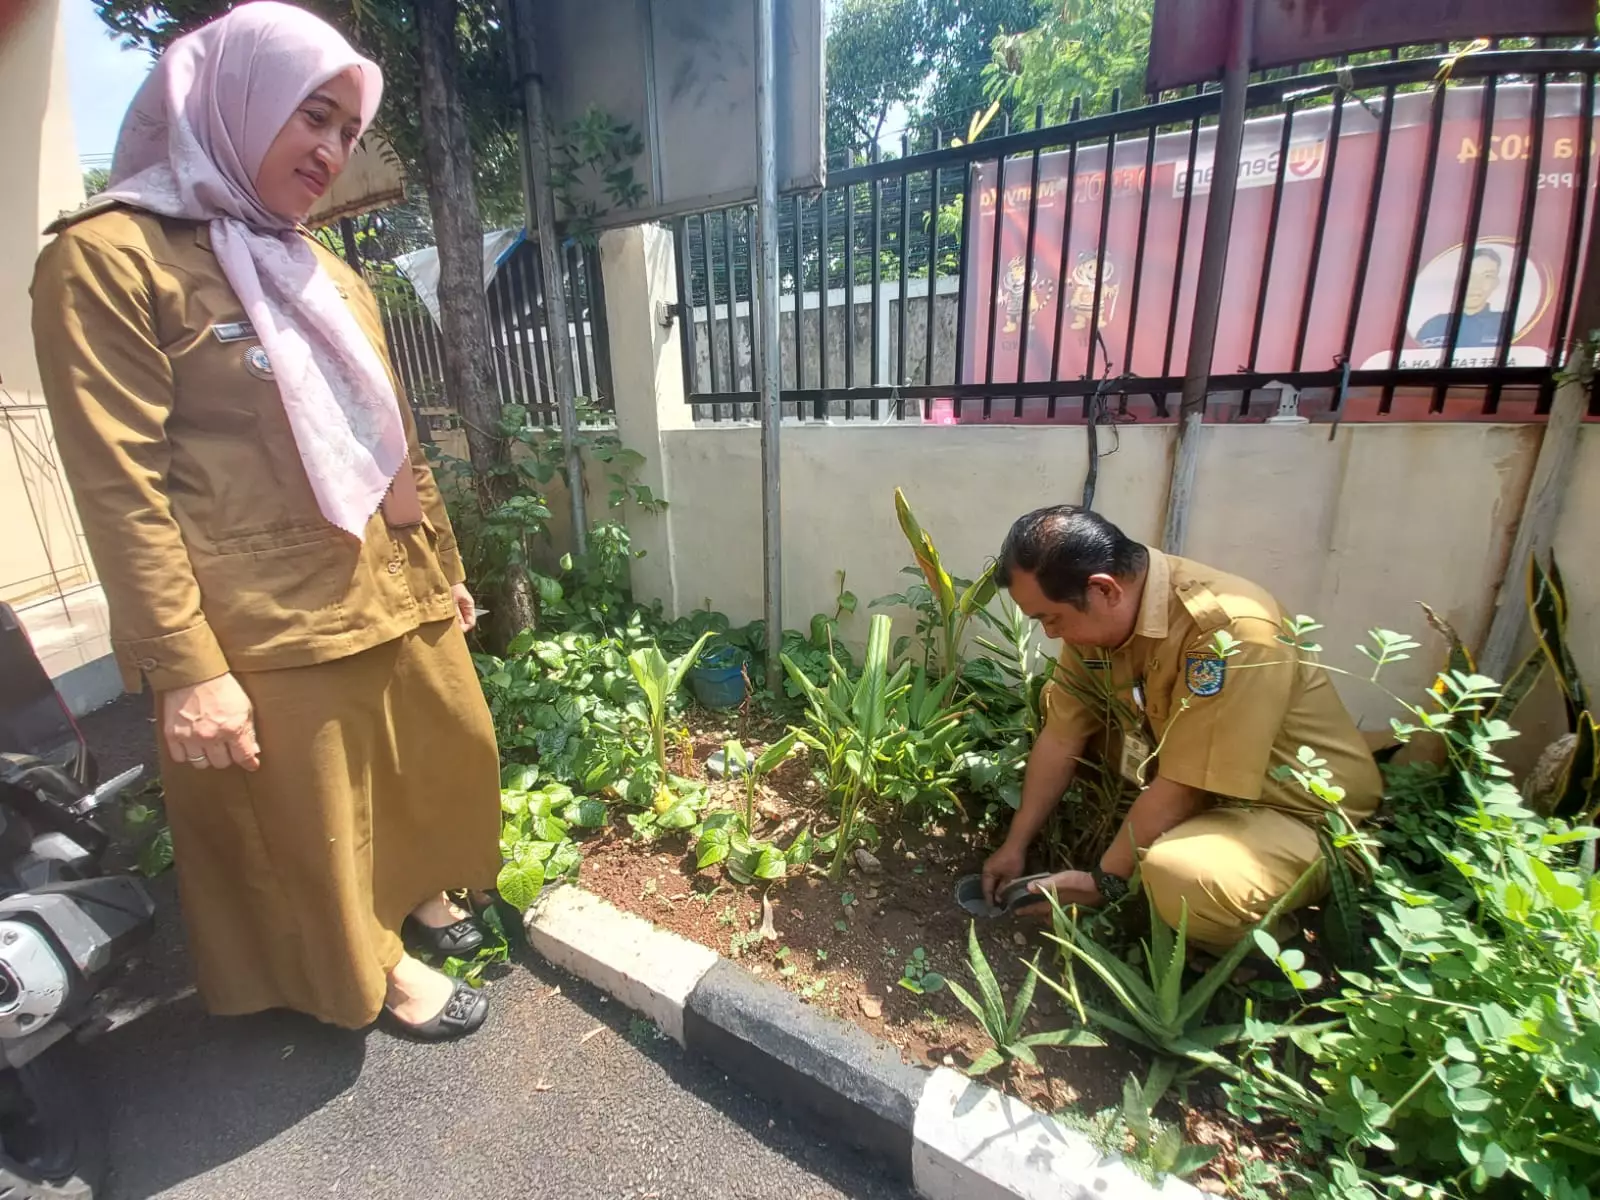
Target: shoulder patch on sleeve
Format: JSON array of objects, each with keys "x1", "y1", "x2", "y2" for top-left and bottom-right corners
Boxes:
[
  {"x1": 44, "y1": 197, "x2": 128, "y2": 237},
  {"x1": 1175, "y1": 579, "x2": 1231, "y2": 633},
  {"x1": 1185, "y1": 651, "x2": 1226, "y2": 696}
]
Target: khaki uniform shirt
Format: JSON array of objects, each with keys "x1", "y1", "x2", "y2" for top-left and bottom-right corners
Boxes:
[
  {"x1": 30, "y1": 203, "x2": 465, "y2": 694},
  {"x1": 1040, "y1": 549, "x2": 1382, "y2": 824}
]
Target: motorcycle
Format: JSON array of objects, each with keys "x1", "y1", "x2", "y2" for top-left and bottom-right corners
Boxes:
[{"x1": 0, "y1": 602, "x2": 156, "y2": 1197}]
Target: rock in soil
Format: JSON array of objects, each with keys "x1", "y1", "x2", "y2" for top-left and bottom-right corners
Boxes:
[
  {"x1": 854, "y1": 848, "x2": 883, "y2": 875},
  {"x1": 857, "y1": 994, "x2": 883, "y2": 1019}
]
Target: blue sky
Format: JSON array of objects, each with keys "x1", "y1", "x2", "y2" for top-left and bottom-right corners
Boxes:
[{"x1": 64, "y1": 0, "x2": 153, "y2": 167}]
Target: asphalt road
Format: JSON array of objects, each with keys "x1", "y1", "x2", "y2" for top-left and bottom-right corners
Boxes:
[{"x1": 75, "y1": 695, "x2": 914, "y2": 1200}]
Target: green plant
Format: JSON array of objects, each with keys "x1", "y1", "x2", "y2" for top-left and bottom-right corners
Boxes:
[
  {"x1": 1077, "y1": 1071, "x2": 1218, "y2": 1184},
  {"x1": 1032, "y1": 867, "x2": 1319, "y2": 1084},
  {"x1": 897, "y1": 946, "x2": 946, "y2": 995},
  {"x1": 728, "y1": 928, "x2": 765, "y2": 959},
  {"x1": 767, "y1": 584, "x2": 860, "y2": 701},
  {"x1": 440, "y1": 903, "x2": 512, "y2": 986},
  {"x1": 428, "y1": 409, "x2": 665, "y2": 642},
  {"x1": 872, "y1": 488, "x2": 998, "y2": 680},
  {"x1": 628, "y1": 631, "x2": 715, "y2": 815},
  {"x1": 495, "y1": 778, "x2": 587, "y2": 909},
  {"x1": 1221, "y1": 658, "x2": 1600, "y2": 1199},
  {"x1": 945, "y1": 921, "x2": 1103, "y2": 1076},
  {"x1": 479, "y1": 622, "x2": 654, "y2": 792},
  {"x1": 785, "y1": 613, "x2": 907, "y2": 878},
  {"x1": 692, "y1": 734, "x2": 811, "y2": 885},
  {"x1": 549, "y1": 106, "x2": 647, "y2": 240},
  {"x1": 731, "y1": 734, "x2": 801, "y2": 831},
  {"x1": 877, "y1": 666, "x2": 974, "y2": 823},
  {"x1": 122, "y1": 783, "x2": 175, "y2": 877}
]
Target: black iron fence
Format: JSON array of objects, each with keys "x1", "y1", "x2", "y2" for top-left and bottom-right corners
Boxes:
[
  {"x1": 675, "y1": 46, "x2": 1600, "y2": 425},
  {"x1": 372, "y1": 235, "x2": 612, "y2": 437}
]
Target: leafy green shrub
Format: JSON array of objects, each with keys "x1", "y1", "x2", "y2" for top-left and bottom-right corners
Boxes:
[
  {"x1": 1229, "y1": 695, "x2": 1600, "y2": 1197},
  {"x1": 877, "y1": 666, "x2": 973, "y2": 822},
  {"x1": 1195, "y1": 623, "x2": 1600, "y2": 1199},
  {"x1": 495, "y1": 774, "x2": 587, "y2": 909},
  {"x1": 476, "y1": 621, "x2": 651, "y2": 793}
]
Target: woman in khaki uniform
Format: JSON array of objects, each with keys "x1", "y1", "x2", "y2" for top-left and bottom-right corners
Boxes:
[{"x1": 30, "y1": 2, "x2": 501, "y2": 1039}]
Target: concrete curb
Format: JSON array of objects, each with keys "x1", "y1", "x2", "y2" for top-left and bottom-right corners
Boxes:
[{"x1": 525, "y1": 885, "x2": 1197, "y2": 1199}]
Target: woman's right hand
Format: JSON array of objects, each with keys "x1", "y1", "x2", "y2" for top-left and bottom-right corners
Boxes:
[{"x1": 162, "y1": 672, "x2": 260, "y2": 771}]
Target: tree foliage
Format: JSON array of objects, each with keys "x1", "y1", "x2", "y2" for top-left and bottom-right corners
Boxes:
[
  {"x1": 89, "y1": 0, "x2": 524, "y2": 228},
  {"x1": 824, "y1": 0, "x2": 1036, "y2": 162},
  {"x1": 984, "y1": 0, "x2": 1153, "y2": 126}
]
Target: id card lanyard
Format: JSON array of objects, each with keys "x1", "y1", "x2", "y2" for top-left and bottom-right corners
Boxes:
[{"x1": 1119, "y1": 680, "x2": 1154, "y2": 786}]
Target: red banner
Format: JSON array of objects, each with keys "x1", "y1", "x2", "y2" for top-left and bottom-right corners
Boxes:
[
  {"x1": 957, "y1": 83, "x2": 1595, "y2": 423},
  {"x1": 1149, "y1": 0, "x2": 1597, "y2": 93}
]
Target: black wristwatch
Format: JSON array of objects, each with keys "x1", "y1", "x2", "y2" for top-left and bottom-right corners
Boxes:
[{"x1": 1092, "y1": 868, "x2": 1130, "y2": 904}]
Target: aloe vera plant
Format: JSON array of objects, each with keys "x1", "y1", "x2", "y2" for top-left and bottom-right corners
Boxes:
[
  {"x1": 627, "y1": 631, "x2": 714, "y2": 814},
  {"x1": 944, "y1": 920, "x2": 1103, "y2": 1076},
  {"x1": 1031, "y1": 864, "x2": 1321, "y2": 1085}
]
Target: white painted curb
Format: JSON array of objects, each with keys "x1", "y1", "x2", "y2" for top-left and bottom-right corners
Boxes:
[
  {"x1": 524, "y1": 885, "x2": 718, "y2": 1046},
  {"x1": 911, "y1": 1068, "x2": 1200, "y2": 1200},
  {"x1": 526, "y1": 886, "x2": 1201, "y2": 1200}
]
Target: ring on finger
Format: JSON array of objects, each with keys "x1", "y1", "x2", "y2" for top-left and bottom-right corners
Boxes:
[{"x1": 186, "y1": 752, "x2": 208, "y2": 765}]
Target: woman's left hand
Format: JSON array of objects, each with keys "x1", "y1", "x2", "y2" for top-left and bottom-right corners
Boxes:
[{"x1": 451, "y1": 583, "x2": 477, "y2": 632}]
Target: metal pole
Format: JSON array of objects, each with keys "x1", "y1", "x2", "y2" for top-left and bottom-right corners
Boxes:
[
  {"x1": 508, "y1": 0, "x2": 587, "y2": 554},
  {"x1": 755, "y1": 0, "x2": 783, "y2": 687},
  {"x1": 1161, "y1": 0, "x2": 1254, "y2": 555}
]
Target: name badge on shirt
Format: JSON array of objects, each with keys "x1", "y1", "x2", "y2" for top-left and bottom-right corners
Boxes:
[
  {"x1": 210, "y1": 321, "x2": 257, "y2": 344},
  {"x1": 1120, "y1": 728, "x2": 1153, "y2": 786}
]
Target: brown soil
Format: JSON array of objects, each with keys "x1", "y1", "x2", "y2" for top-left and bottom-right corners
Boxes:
[{"x1": 576, "y1": 708, "x2": 1293, "y2": 1193}]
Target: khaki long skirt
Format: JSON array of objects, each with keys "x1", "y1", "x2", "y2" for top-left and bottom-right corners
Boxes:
[{"x1": 159, "y1": 618, "x2": 502, "y2": 1029}]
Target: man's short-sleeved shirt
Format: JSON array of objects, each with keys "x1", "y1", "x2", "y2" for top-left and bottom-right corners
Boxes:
[{"x1": 1040, "y1": 549, "x2": 1381, "y2": 825}]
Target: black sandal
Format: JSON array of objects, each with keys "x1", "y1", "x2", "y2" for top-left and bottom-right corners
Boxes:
[
  {"x1": 402, "y1": 913, "x2": 484, "y2": 957},
  {"x1": 954, "y1": 872, "x2": 1056, "y2": 918},
  {"x1": 381, "y1": 978, "x2": 489, "y2": 1042}
]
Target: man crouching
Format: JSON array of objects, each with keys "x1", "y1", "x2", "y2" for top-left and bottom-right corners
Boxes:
[{"x1": 981, "y1": 506, "x2": 1381, "y2": 950}]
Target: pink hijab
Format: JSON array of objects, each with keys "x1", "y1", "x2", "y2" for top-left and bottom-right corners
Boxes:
[{"x1": 101, "y1": 1, "x2": 406, "y2": 539}]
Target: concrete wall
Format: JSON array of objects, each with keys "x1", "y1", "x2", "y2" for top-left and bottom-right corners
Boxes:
[
  {"x1": 691, "y1": 277, "x2": 963, "y2": 395},
  {"x1": 1, "y1": 0, "x2": 91, "y2": 608},
  {"x1": 647, "y1": 419, "x2": 1590, "y2": 734}
]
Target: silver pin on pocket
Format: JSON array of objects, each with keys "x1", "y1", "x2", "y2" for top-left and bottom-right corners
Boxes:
[{"x1": 210, "y1": 321, "x2": 256, "y2": 343}]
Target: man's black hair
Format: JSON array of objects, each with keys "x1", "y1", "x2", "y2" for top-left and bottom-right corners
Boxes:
[
  {"x1": 1472, "y1": 248, "x2": 1501, "y2": 269},
  {"x1": 995, "y1": 506, "x2": 1149, "y2": 608}
]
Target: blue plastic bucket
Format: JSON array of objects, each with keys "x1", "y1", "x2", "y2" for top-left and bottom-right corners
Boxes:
[{"x1": 688, "y1": 645, "x2": 747, "y2": 709}]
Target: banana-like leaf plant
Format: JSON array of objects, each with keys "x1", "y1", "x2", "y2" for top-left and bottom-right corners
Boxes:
[
  {"x1": 783, "y1": 612, "x2": 911, "y2": 878},
  {"x1": 628, "y1": 631, "x2": 713, "y2": 813},
  {"x1": 892, "y1": 487, "x2": 997, "y2": 680}
]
